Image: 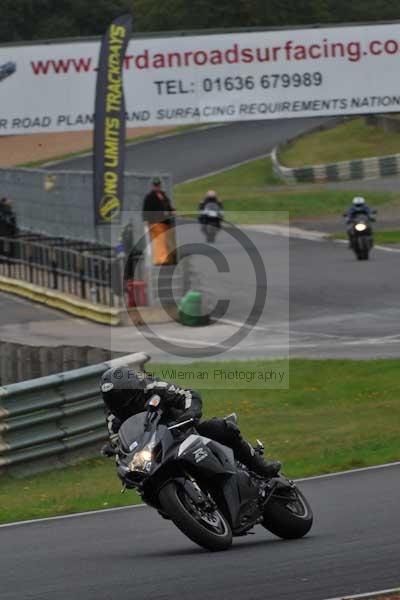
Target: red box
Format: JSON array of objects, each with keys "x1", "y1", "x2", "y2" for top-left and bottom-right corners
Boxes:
[{"x1": 126, "y1": 280, "x2": 148, "y2": 307}]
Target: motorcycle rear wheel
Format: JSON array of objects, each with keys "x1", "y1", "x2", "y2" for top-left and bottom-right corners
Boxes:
[
  {"x1": 159, "y1": 481, "x2": 232, "y2": 551},
  {"x1": 262, "y1": 487, "x2": 313, "y2": 539}
]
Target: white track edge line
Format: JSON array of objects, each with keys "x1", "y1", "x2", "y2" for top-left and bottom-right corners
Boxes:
[
  {"x1": 324, "y1": 586, "x2": 400, "y2": 600},
  {"x1": 2, "y1": 461, "x2": 400, "y2": 529},
  {"x1": 295, "y1": 460, "x2": 400, "y2": 482},
  {"x1": 0, "y1": 503, "x2": 146, "y2": 528}
]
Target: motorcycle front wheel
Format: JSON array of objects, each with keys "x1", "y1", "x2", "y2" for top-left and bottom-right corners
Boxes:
[
  {"x1": 206, "y1": 225, "x2": 217, "y2": 243},
  {"x1": 355, "y1": 237, "x2": 370, "y2": 260},
  {"x1": 262, "y1": 486, "x2": 313, "y2": 539},
  {"x1": 159, "y1": 481, "x2": 232, "y2": 551}
]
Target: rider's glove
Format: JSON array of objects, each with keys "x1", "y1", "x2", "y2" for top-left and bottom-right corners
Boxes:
[
  {"x1": 101, "y1": 442, "x2": 117, "y2": 457},
  {"x1": 100, "y1": 433, "x2": 119, "y2": 457}
]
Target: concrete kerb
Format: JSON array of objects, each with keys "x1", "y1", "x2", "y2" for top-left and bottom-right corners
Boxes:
[
  {"x1": 0, "y1": 274, "x2": 121, "y2": 325},
  {"x1": 0, "y1": 275, "x2": 179, "y2": 326}
]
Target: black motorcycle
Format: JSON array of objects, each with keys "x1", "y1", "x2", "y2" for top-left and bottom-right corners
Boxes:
[
  {"x1": 114, "y1": 398, "x2": 313, "y2": 551},
  {"x1": 199, "y1": 201, "x2": 223, "y2": 243},
  {"x1": 351, "y1": 215, "x2": 374, "y2": 260},
  {"x1": 345, "y1": 210, "x2": 376, "y2": 261}
]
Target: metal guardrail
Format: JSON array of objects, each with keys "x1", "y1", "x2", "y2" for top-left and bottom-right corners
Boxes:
[
  {"x1": 0, "y1": 222, "x2": 189, "y2": 318},
  {"x1": 0, "y1": 352, "x2": 149, "y2": 474},
  {"x1": 0, "y1": 234, "x2": 145, "y2": 308}
]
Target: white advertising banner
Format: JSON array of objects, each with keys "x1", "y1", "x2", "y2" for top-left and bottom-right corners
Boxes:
[{"x1": 2, "y1": 23, "x2": 400, "y2": 134}]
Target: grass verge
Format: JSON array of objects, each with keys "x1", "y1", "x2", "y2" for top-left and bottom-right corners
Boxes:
[
  {"x1": 1, "y1": 358, "x2": 400, "y2": 524},
  {"x1": 279, "y1": 117, "x2": 400, "y2": 167},
  {"x1": 330, "y1": 230, "x2": 400, "y2": 245},
  {"x1": 174, "y1": 157, "x2": 399, "y2": 223}
]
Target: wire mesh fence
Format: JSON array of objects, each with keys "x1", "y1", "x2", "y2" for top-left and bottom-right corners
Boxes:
[{"x1": 0, "y1": 167, "x2": 171, "y2": 245}]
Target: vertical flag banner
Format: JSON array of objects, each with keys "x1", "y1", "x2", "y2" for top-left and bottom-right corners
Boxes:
[{"x1": 93, "y1": 14, "x2": 132, "y2": 225}]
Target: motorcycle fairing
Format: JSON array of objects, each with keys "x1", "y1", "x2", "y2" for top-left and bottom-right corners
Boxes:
[
  {"x1": 118, "y1": 417, "x2": 266, "y2": 531},
  {"x1": 173, "y1": 434, "x2": 263, "y2": 529},
  {"x1": 176, "y1": 434, "x2": 236, "y2": 476}
]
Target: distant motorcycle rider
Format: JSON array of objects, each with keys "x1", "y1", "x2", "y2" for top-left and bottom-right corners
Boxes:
[
  {"x1": 198, "y1": 190, "x2": 223, "y2": 227},
  {"x1": 100, "y1": 365, "x2": 281, "y2": 478},
  {"x1": 344, "y1": 196, "x2": 375, "y2": 248}
]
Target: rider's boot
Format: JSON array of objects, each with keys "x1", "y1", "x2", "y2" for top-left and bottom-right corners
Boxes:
[{"x1": 236, "y1": 441, "x2": 281, "y2": 478}]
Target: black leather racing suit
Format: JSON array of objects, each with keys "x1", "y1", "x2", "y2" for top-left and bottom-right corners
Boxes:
[{"x1": 100, "y1": 366, "x2": 280, "y2": 477}]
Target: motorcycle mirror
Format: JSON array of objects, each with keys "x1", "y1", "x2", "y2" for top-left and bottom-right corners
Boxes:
[{"x1": 256, "y1": 439, "x2": 264, "y2": 450}]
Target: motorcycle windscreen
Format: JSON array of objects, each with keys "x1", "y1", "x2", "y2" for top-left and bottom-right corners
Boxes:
[
  {"x1": 353, "y1": 213, "x2": 369, "y2": 223},
  {"x1": 119, "y1": 412, "x2": 149, "y2": 452}
]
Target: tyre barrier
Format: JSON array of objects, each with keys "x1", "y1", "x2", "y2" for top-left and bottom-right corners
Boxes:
[{"x1": 271, "y1": 146, "x2": 400, "y2": 184}]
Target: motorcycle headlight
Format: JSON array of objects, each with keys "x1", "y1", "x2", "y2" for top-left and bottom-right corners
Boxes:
[
  {"x1": 129, "y1": 449, "x2": 153, "y2": 473},
  {"x1": 355, "y1": 223, "x2": 367, "y2": 232}
]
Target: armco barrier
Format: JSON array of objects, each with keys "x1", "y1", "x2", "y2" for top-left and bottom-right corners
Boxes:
[{"x1": 0, "y1": 352, "x2": 149, "y2": 476}]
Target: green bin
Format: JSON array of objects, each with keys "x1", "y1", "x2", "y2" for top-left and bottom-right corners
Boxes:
[{"x1": 178, "y1": 291, "x2": 208, "y2": 326}]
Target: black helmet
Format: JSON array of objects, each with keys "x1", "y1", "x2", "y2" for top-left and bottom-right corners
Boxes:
[{"x1": 101, "y1": 366, "x2": 146, "y2": 413}]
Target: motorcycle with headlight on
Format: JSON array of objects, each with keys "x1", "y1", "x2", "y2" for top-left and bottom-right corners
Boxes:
[
  {"x1": 113, "y1": 396, "x2": 313, "y2": 551},
  {"x1": 347, "y1": 212, "x2": 375, "y2": 261}
]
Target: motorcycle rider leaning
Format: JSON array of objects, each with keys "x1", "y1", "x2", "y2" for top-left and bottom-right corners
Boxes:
[
  {"x1": 100, "y1": 366, "x2": 281, "y2": 479},
  {"x1": 344, "y1": 196, "x2": 375, "y2": 248}
]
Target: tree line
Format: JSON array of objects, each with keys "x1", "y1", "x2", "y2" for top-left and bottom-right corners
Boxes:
[{"x1": 1, "y1": 0, "x2": 399, "y2": 43}]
